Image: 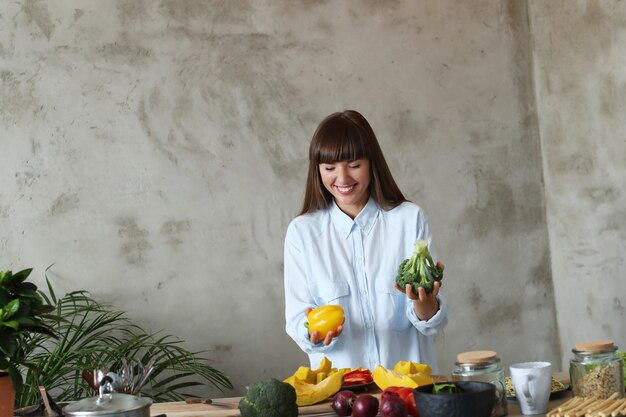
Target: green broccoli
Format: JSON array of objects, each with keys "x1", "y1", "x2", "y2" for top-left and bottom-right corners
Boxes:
[
  {"x1": 395, "y1": 239, "x2": 443, "y2": 295},
  {"x1": 239, "y1": 378, "x2": 298, "y2": 417}
]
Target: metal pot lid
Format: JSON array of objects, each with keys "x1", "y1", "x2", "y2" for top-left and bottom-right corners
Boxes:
[{"x1": 63, "y1": 392, "x2": 152, "y2": 416}]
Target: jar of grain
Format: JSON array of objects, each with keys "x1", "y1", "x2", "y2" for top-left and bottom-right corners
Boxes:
[
  {"x1": 570, "y1": 340, "x2": 625, "y2": 399},
  {"x1": 452, "y1": 350, "x2": 507, "y2": 417}
]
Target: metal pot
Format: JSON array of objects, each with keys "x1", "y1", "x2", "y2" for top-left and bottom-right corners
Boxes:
[{"x1": 63, "y1": 376, "x2": 151, "y2": 417}]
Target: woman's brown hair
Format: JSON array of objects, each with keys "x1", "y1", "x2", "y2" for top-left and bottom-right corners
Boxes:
[{"x1": 299, "y1": 110, "x2": 407, "y2": 215}]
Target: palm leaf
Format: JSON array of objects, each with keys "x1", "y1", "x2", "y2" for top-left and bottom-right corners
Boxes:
[{"x1": 15, "y1": 286, "x2": 232, "y2": 407}]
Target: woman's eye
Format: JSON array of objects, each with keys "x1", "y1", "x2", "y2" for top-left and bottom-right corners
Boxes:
[
  {"x1": 323, "y1": 166, "x2": 335, "y2": 171},
  {"x1": 349, "y1": 164, "x2": 360, "y2": 169}
]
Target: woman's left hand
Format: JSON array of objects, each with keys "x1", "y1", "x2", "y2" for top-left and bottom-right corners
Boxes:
[{"x1": 394, "y1": 262, "x2": 443, "y2": 321}]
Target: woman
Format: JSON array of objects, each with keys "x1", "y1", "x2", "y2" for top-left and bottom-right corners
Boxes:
[{"x1": 284, "y1": 110, "x2": 447, "y2": 372}]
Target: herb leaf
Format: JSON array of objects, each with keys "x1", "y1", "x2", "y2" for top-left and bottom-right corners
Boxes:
[{"x1": 433, "y1": 382, "x2": 458, "y2": 394}]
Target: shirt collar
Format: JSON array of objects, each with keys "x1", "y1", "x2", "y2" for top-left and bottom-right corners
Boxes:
[{"x1": 330, "y1": 197, "x2": 380, "y2": 239}]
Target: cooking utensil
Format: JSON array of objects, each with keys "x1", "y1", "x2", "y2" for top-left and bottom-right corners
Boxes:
[
  {"x1": 38, "y1": 386, "x2": 54, "y2": 417},
  {"x1": 94, "y1": 366, "x2": 109, "y2": 389},
  {"x1": 119, "y1": 358, "x2": 136, "y2": 394},
  {"x1": 132, "y1": 354, "x2": 157, "y2": 395},
  {"x1": 82, "y1": 369, "x2": 98, "y2": 393},
  {"x1": 63, "y1": 375, "x2": 152, "y2": 417},
  {"x1": 35, "y1": 377, "x2": 63, "y2": 416}
]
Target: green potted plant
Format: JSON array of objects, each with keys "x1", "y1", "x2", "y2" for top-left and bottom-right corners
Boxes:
[
  {"x1": 0, "y1": 268, "x2": 56, "y2": 417},
  {"x1": 17, "y1": 287, "x2": 233, "y2": 406}
]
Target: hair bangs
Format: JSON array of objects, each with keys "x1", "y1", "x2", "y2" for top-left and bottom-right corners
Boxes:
[
  {"x1": 312, "y1": 119, "x2": 368, "y2": 164},
  {"x1": 299, "y1": 109, "x2": 407, "y2": 215}
]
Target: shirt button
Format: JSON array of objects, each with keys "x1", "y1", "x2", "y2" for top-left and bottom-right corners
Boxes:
[{"x1": 361, "y1": 289, "x2": 367, "y2": 296}]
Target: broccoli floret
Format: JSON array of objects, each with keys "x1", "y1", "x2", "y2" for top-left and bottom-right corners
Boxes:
[
  {"x1": 239, "y1": 378, "x2": 298, "y2": 417},
  {"x1": 395, "y1": 240, "x2": 443, "y2": 295}
]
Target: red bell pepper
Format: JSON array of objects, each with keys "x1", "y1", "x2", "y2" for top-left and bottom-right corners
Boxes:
[
  {"x1": 342, "y1": 369, "x2": 373, "y2": 386},
  {"x1": 383, "y1": 386, "x2": 419, "y2": 417}
]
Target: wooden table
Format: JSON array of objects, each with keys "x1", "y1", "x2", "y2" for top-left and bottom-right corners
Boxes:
[
  {"x1": 507, "y1": 392, "x2": 571, "y2": 417},
  {"x1": 150, "y1": 372, "x2": 574, "y2": 417},
  {"x1": 150, "y1": 392, "x2": 574, "y2": 417}
]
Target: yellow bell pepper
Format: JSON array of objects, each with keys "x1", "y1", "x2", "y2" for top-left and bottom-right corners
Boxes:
[{"x1": 305, "y1": 305, "x2": 344, "y2": 339}]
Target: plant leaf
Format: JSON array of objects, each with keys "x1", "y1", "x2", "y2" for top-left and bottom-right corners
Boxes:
[
  {"x1": 1, "y1": 299, "x2": 20, "y2": 319},
  {"x1": 11, "y1": 269, "x2": 33, "y2": 284}
]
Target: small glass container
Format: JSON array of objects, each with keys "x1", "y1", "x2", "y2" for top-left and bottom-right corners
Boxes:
[
  {"x1": 452, "y1": 350, "x2": 507, "y2": 417},
  {"x1": 570, "y1": 340, "x2": 624, "y2": 399}
]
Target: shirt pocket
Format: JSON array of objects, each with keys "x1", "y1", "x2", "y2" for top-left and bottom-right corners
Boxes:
[
  {"x1": 314, "y1": 277, "x2": 350, "y2": 306},
  {"x1": 375, "y1": 277, "x2": 410, "y2": 331}
]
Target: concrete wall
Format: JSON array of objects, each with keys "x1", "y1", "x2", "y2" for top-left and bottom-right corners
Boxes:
[
  {"x1": 2, "y1": 0, "x2": 605, "y2": 396},
  {"x1": 528, "y1": 0, "x2": 626, "y2": 371}
]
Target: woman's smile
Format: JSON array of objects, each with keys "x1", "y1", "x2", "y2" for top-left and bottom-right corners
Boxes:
[{"x1": 336, "y1": 184, "x2": 356, "y2": 194}]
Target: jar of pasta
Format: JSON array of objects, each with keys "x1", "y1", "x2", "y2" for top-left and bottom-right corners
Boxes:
[
  {"x1": 570, "y1": 340, "x2": 625, "y2": 399},
  {"x1": 452, "y1": 350, "x2": 507, "y2": 417}
]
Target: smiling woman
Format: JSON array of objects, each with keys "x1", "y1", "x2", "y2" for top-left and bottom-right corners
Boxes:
[{"x1": 284, "y1": 110, "x2": 448, "y2": 372}]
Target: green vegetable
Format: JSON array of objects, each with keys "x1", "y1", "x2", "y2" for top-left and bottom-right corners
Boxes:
[
  {"x1": 395, "y1": 240, "x2": 443, "y2": 294},
  {"x1": 432, "y1": 382, "x2": 458, "y2": 394},
  {"x1": 239, "y1": 378, "x2": 298, "y2": 417}
]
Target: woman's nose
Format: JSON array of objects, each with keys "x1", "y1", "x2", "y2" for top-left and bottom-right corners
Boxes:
[{"x1": 335, "y1": 167, "x2": 350, "y2": 182}]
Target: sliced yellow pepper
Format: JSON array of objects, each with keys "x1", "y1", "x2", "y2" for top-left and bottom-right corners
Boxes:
[
  {"x1": 284, "y1": 357, "x2": 347, "y2": 406},
  {"x1": 372, "y1": 360, "x2": 433, "y2": 390},
  {"x1": 393, "y1": 360, "x2": 432, "y2": 376},
  {"x1": 290, "y1": 371, "x2": 343, "y2": 406}
]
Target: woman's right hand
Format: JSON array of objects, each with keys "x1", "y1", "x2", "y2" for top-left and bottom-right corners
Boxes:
[{"x1": 305, "y1": 307, "x2": 345, "y2": 345}]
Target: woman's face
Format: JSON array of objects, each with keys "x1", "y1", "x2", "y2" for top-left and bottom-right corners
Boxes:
[{"x1": 319, "y1": 159, "x2": 371, "y2": 218}]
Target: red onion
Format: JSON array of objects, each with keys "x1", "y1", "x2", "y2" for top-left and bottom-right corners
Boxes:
[
  {"x1": 351, "y1": 394, "x2": 379, "y2": 417},
  {"x1": 331, "y1": 390, "x2": 356, "y2": 416},
  {"x1": 380, "y1": 391, "x2": 408, "y2": 417}
]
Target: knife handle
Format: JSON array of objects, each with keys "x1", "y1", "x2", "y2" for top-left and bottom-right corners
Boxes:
[{"x1": 185, "y1": 398, "x2": 213, "y2": 404}]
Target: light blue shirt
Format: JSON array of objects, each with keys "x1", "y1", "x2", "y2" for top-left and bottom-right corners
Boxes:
[{"x1": 284, "y1": 197, "x2": 448, "y2": 373}]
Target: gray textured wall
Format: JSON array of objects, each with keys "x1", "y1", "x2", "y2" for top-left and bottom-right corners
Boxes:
[
  {"x1": 4, "y1": 0, "x2": 619, "y2": 397},
  {"x1": 528, "y1": 0, "x2": 626, "y2": 371}
]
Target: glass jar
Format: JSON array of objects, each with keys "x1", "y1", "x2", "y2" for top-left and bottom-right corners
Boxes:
[
  {"x1": 452, "y1": 350, "x2": 507, "y2": 417},
  {"x1": 570, "y1": 340, "x2": 624, "y2": 399}
]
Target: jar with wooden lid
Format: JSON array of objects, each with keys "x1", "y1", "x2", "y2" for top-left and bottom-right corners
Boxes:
[
  {"x1": 570, "y1": 340, "x2": 625, "y2": 399},
  {"x1": 452, "y1": 350, "x2": 507, "y2": 417}
]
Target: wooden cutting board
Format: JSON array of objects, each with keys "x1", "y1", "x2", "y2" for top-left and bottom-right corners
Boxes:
[
  {"x1": 150, "y1": 399, "x2": 240, "y2": 417},
  {"x1": 150, "y1": 396, "x2": 341, "y2": 417},
  {"x1": 150, "y1": 390, "x2": 386, "y2": 417}
]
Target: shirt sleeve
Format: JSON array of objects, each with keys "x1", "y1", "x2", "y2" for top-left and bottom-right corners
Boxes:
[
  {"x1": 284, "y1": 221, "x2": 338, "y2": 355},
  {"x1": 406, "y1": 293, "x2": 448, "y2": 335}
]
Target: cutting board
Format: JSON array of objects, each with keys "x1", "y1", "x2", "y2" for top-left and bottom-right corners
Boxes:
[{"x1": 150, "y1": 396, "x2": 341, "y2": 417}]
